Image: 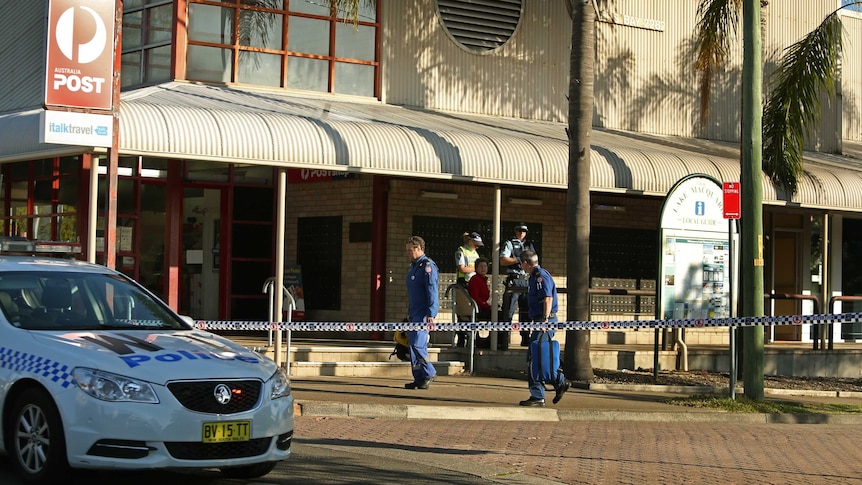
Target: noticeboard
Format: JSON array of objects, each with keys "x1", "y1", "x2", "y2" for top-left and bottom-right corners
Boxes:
[{"x1": 658, "y1": 175, "x2": 736, "y2": 320}]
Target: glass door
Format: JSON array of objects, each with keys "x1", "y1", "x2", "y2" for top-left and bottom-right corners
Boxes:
[
  {"x1": 139, "y1": 182, "x2": 167, "y2": 300},
  {"x1": 180, "y1": 187, "x2": 223, "y2": 320}
]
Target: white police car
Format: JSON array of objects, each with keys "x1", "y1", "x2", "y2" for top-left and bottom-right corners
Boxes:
[{"x1": 0, "y1": 239, "x2": 293, "y2": 483}]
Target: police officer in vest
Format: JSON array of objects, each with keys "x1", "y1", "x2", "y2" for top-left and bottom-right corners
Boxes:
[{"x1": 499, "y1": 223, "x2": 536, "y2": 348}]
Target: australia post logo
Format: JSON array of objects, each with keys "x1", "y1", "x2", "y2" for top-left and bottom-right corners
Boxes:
[{"x1": 45, "y1": 0, "x2": 115, "y2": 110}]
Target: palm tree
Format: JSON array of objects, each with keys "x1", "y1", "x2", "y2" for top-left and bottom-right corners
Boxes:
[
  {"x1": 695, "y1": 0, "x2": 861, "y2": 399},
  {"x1": 696, "y1": 0, "x2": 860, "y2": 195},
  {"x1": 564, "y1": 1, "x2": 596, "y2": 382}
]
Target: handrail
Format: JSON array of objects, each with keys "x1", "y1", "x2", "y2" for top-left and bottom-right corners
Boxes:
[
  {"x1": 263, "y1": 277, "x2": 297, "y2": 371},
  {"x1": 764, "y1": 293, "x2": 821, "y2": 349},
  {"x1": 828, "y1": 296, "x2": 862, "y2": 351},
  {"x1": 445, "y1": 283, "x2": 477, "y2": 373}
]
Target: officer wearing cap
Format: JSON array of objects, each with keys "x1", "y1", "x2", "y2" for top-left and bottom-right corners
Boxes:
[
  {"x1": 455, "y1": 231, "x2": 483, "y2": 286},
  {"x1": 499, "y1": 223, "x2": 536, "y2": 348},
  {"x1": 454, "y1": 231, "x2": 483, "y2": 347}
]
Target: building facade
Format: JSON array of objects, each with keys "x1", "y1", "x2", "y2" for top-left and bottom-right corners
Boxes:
[{"x1": 1, "y1": 0, "x2": 861, "y2": 344}]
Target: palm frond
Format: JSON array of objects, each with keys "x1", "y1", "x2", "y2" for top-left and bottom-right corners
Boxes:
[
  {"x1": 762, "y1": 14, "x2": 843, "y2": 194},
  {"x1": 694, "y1": 0, "x2": 741, "y2": 128}
]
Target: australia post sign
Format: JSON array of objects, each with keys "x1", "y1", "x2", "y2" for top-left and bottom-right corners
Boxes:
[{"x1": 45, "y1": 0, "x2": 115, "y2": 110}]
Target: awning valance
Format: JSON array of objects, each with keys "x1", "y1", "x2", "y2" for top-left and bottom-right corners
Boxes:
[{"x1": 2, "y1": 81, "x2": 862, "y2": 211}]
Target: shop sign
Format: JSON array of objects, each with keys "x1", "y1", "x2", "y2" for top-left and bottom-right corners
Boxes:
[
  {"x1": 40, "y1": 110, "x2": 113, "y2": 147},
  {"x1": 45, "y1": 0, "x2": 116, "y2": 110},
  {"x1": 287, "y1": 169, "x2": 354, "y2": 184}
]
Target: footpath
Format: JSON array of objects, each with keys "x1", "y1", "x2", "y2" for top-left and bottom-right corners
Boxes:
[{"x1": 290, "y1": 373, "x2": 862, "y2": 424}]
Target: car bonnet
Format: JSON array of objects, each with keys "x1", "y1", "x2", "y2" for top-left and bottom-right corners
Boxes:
[{"x1": 28, "y1": 329, "x2": 277, "y2": 383}]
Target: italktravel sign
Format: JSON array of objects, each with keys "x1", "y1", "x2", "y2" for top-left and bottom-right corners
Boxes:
[{"x1": 40, "y1": 110, "x2": 112, "y2": 147}]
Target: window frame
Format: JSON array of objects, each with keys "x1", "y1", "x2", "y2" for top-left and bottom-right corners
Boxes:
[{"x1": 186, "y1": 0, "x2": 380, "y2": 97}]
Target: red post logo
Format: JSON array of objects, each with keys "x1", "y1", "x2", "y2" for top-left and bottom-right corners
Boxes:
[{"x1": 45, "y1": 0, "x2": 115, "y2": 110}]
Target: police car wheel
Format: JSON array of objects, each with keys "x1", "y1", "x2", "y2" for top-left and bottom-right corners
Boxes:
[
  {"x1": 220, "y1": 461, "x2": 278, "y2": 479},
  {"x1": 8, "y1": 388, "x2": 69, "y2": 483}
]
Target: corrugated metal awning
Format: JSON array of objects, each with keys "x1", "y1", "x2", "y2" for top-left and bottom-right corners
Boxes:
[{"x1": 3, "y1": 81, "x2": 862, "y2": 212}]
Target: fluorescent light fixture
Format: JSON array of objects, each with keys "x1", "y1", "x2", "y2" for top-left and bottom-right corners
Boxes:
[
  {"x1": 507, "y1": 197, "x2": 543, "y2": 206},
  {"x1": 421, "y1": 190, "x2": 458, "y2": 200},
  {"x1": 594, "y1": 204, "x2": 626, "y2": 212}
]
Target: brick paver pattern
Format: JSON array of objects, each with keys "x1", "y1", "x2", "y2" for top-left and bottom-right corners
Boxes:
[{"x1": 298, "y1": 417, "x2": 862, "y2": 484}]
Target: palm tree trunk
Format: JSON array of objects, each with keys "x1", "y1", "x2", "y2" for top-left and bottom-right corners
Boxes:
[{"x1": 564, "y1": 0, "x2": 595, "y2": 382}]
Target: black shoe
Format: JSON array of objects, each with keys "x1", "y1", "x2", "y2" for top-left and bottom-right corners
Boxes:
[
  {"x1": 553, "y1": 380, "x2": 571, "y2": 404},
  {"x1": 409, "y1": 376, "x2": 434, "y2": 390},
  {"x1": 519, "y1": 397, "x2": 545, "y2": 407}
]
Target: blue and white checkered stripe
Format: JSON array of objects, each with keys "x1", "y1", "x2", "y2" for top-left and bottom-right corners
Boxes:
[
  {"x1": 191, "y1": 312, "x2": 862, "y2": 332},
  {"x1": 0, "y1": 347, "x2": 75, "y2": 388}
]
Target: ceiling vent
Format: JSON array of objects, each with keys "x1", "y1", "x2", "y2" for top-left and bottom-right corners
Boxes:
[{"x1": 437, "y1": 0, "x2": 523, "y2": 53}]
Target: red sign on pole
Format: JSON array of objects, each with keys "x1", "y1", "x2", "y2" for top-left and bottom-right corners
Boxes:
[
  {"x1": 45, "y1": 0, "x2": 116, "y2": 110},
  {"x1": 723, "y1": 182, "x2": 741, "y2": 219}
]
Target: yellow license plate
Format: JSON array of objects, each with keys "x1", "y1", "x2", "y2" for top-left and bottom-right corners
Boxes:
[{"x1": 202, "y1": 420, "x2": 251, "y2": 443}]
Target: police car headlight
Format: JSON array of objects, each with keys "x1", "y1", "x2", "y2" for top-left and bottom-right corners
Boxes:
[
  {"x1": 73, "y1": 368, "x2": 159, "y2": 403},
  {"x1": 269, "y1": 367, "x2": 291, "y2": 400}
]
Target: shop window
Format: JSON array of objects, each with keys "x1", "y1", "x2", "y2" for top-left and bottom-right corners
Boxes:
[
  {"x1": 187, "y1": 0, "x2": 380, "y2": 97},
  {"x1": 842, "y1": 218, "x2": 862, "y2": 340},
  {"x1": 186, "y1": 160, "x2": 229, "y2": 182},
  {"x1": 297, "y1": 216, "x2": 342, "y2": 311},
  {"x1": 590, "y1": 227, "x2": 657, "y2": 280},
  {"x1": 233, "y1": 186, "x2": 273, "y2": 222},
  {"x1": 122, "y1": 0, "x2": 173, "y2": 88}
]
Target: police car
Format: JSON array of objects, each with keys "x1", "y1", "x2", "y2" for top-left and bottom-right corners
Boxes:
[{"x1": 0, "y1": 238, "x2": 293, "y2": 483}]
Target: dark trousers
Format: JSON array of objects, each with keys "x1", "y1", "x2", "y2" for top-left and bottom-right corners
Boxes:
[{"x1": 502, "y1": 277, "x2": 531, "y2": 348}]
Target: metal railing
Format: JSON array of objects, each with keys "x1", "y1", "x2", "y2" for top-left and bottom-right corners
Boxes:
[
  {"x1": 764, "y1": 293, "x2": 821, "y2": 349},
  {"x1": 445, "y1": 283, "x2": 478, "y2": 373},
  {"x1": 828, "y1": 295, "x2": 862, "y2": 350},
  {"x1": 263, "y1": 277, "x2": 296, "y2": 372}
]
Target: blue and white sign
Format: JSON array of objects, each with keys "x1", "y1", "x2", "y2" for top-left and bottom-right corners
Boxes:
[{"x1": 39, "y1": 110, "x2": 113, "y2": 147}]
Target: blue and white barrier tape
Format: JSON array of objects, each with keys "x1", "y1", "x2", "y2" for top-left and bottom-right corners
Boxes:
[{"x1": 192, "y1": 312, "x2": 862, "y2": 332}]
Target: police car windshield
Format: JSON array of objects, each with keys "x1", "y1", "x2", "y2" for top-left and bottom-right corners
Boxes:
[{"x1": 0, "y1": 272, "x2": 188, "y2": 331}]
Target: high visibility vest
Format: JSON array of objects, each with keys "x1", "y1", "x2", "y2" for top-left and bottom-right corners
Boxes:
[{"x1": 455, "y1": 244, "x2": 479, "y2": 282}]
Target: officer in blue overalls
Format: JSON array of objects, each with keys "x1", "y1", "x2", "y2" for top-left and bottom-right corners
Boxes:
[
  {"x1": 404, "y1": 235, "x2": 438, "y2": 389},
  {"x1": 518, "y1": 249, "x2": 571, "y2": 406},
  {"x1": 500, "y1": 223, "x2": 536, "y2": 349}
]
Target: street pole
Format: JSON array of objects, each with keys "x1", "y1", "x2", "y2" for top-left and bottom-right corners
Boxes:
[
  {"x1": 104, "y1": 0, "x2": 123, "y2": 269},
  {"x1": 741, "y1": 0, "x2": 765, "y2": 400}
]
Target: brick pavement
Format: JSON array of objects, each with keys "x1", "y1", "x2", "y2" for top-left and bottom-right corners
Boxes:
[{"x1": 297, "y1": 417, "x2": 862, "y2": 484}]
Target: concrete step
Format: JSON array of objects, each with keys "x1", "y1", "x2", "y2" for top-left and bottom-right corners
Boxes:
[
  {"x1": 290, "y1": 360, "x2": 465, "y2": 377},
  {"x1": 225, "y1": 336, "x2": 862, "y2": 378}
]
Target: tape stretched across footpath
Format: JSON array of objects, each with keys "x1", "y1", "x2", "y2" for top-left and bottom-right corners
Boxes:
[{"x1": 193, "y1": 312, "x2": 862, "y2": 333}]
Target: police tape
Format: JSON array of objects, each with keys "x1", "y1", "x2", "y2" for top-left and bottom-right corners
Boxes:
[{"x1": 192, "y1": 312, "x2": 862, "y2": 333}]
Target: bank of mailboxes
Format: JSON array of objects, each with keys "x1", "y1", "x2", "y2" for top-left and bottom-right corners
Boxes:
[{"x1": 590, "y1": 278, "x2": 655, "y2": 315}]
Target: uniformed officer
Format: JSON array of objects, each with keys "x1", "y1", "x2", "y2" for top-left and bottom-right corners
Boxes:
[
  {"x1": 499, "y1": 223, "x2": 536, "y2": 348},
  {"x1": 518, "y1": 249, "x2": 572, "y2": 407},
  {"x1": 454, "y1": 231, "x2": 483, "y2": 347},
  {"x1": 455, "y1": 231, "x2": 483, "y2": 286},
  {"x1": 404, "y1": 235, "x2": 438, "y2": 389}
]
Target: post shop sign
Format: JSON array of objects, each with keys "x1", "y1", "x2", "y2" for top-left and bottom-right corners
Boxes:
[{"x1": 45, "y1": 0, "x2": 115, "y2": 110}]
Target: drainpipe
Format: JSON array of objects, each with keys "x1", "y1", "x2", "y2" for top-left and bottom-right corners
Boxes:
[{"x1": 674, "y1": 327, "x2": 688, "y2": 371}]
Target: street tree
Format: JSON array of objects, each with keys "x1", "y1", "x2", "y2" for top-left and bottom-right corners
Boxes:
[
  {"x1": 564, "y1": 1, "x2": 596, "y2": 381},
  {"x1": 694, "y1": 0, "x2": 861, "y2": 399}
]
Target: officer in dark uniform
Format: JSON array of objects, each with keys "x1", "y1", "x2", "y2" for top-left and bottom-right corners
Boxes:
[
  {"x1": 404, "y1": 235, "x2": 438, "y2": 389},
  {"x1": 518, "y1": 249, "x2": 571, "y2": 406},
  {"x1": 499, "y1": 223, "x2": 535, "y2": 348}
]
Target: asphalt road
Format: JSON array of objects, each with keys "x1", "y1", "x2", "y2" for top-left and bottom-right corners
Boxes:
[{"x1": 2, "y1": 417, "x2": 862, "y2": 484}]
